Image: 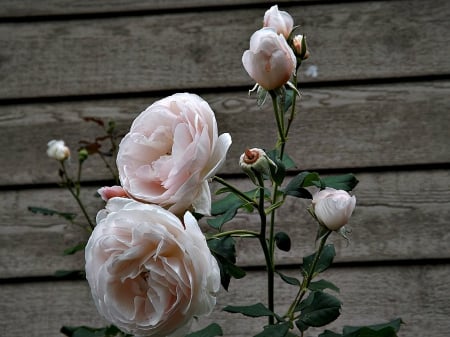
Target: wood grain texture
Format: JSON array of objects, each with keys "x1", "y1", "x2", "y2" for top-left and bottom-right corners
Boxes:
[
  {"x1": 1, "y1": 264, "x2": 448, "y2": 337},
  {"x1": 1, "y1": 169, "x2": 448, "y2": 278},
  {"x1": 0, "y1": 0, "x2": 311, "y2": 18},
  {"x1": 0, "y1": 0, "x2": 449, "y2": 99},
  {"x1": 1, "y1": 81, "x2": 449, "y2": 185}
]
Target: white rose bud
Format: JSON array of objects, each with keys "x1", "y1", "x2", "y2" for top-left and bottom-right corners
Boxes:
[
  {"x1": 263, "y1": 5, "x2": 294, "y2": 39},
  {"x1": 46, "y1": 140, "x2": 70, "y2": 161},
  {"x1": 292, "y1": 34, "x2": 309, "y2": 60},
  {"x1": 312, "y1": 188, "x2": 356, "y2": 231},
  {"x1": 239, "y1": 148, "x2": 275, "y2": 184}
]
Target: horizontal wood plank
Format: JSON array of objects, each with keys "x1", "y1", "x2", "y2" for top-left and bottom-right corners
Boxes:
[
  {"x1": 0, "y1": 0, "x2": 312, "y2": 18},
  {"x1": 1, "y1": 169, "x2": 448, "y2": 278},
  {"x1": 0, "y1": 0, "x2": 449, "y2": 99},
  {"x1": 1, "y1": 81, "x2": 449, "y2": 185},
  {"x1": 0, "y1": 264, "x2": 448, "y2": 336}
]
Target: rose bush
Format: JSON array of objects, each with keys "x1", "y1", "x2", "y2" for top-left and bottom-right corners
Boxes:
[
  {"x1": 116, "y1": 93, "x2": 232, "y2": 216},
  {"x1": 85, "y1": 197, "x2": 220, "y2": 337},
  {"x1": 312, "y1": 188, "x2": 356, "y2": 231},
  {"x1": 242, "y1": 27, "x2": 296, "y2": 90},
  {"x1": 263, "y1": 5, "x2": 294, "y2": 39}
]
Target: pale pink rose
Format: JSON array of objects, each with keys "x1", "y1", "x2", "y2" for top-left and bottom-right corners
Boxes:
[
  {"x1": 46, "y1": 139, "x2": 70, "y2": 161},
  {"x1": 116, "y1": 93, "x2": 232, "y2": 216},
  {"x1": 85, "y1": 197, "x2": 220, "y2": 337},
  {"x1": 97, "y1": 185, "x2": 128, "y2": 201},
  {"x1": 242, "y1": 28, "x2": 296, "y2": 90},
  {"x1": 312, "y1": 188, "x2": 356, "y2": 231},
  {"x1": 263, "y1": 5, "x2": 294, "y2": 39}
]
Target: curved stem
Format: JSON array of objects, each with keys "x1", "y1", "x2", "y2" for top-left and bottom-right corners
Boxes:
[
  {"x1": 209, "y1": 229, "x2": 260, "y2": 239},
  {"x1": 212, "y1": 176, "x2": 257, "y2": 207},
  {"x1": 60, "y1": 161, "x2": 95, "y2": 230},
  {"x1": 269, "y1": 90, "x2": 286, "y2": 152},
  {"x1": 286, "y1": 230, "x2": 331, "y2": 319}
]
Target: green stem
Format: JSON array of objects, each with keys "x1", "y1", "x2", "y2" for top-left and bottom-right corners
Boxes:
[
  {"x1": 255, "y1": 173, "x2": 275, "y2": 325},
  {"x1": 60, "y1": 162, "x2": 95, "y2": 230},
  {"x1": 212, "y1": 176, "x2": 257, "y2": 207},
  {"x1": 269, "y1": 90, "x2": 286, "y2": 152},
  {"x1": 286, "y1": 230, "x2": 331, "y2": 319},
  {"x1": 208, "y1": 229, "x2": 260, "y2": 239}
]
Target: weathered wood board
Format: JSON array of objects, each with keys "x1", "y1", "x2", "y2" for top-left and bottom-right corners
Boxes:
[
  {"x1": 1, "y1": 81, "x2": 449, "y2": 185},
  {"x1": 1, "y1": 169, "x2": 448, "y2": 278},
  {"x1": 0, "y1": 0, "x2": 449, "y2": 99},
  {"x1": 1, "y1": 265, "x2": 448, "y2": 337}
]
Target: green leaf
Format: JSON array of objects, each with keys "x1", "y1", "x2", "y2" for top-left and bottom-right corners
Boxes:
[
  {"x1": 275, "y1": 231, "x2": 291, "y2": 252},
  {"x1": 63, "y1": 242, "x2": 86, "y2": 255},
  {"x1": 308, "y1": 279, "x2": 340, "y2": 293},
  {"x1": 343, "y1": 318, "x2": 403, "y2": 335},
  {"x1": 296, "y1": 291, "x2": 341, "y2": 331},
  {"x1": 315, "y1": 174, "x2": 359, "y2": 191},
  {"x1": 54, "y1": 270, "x2": 85, "y2": 279},
  {"x1": 303, "y1": 244, "x2": 336, "y2": 276},
  {"x1": 269, "y1": 156, "x2": 286, "y2": 185},
  {"x1": 223, "y1": 303, "x2": 276, "y2": 318},
  {"x1": 254, "y1": 322, "x2": 290, "y2": 337},
  {"x1": 319, "y1": 331, "x2": 343, "y2": 337},
  {"x1": 276, "y1": 270, "x2": 300, "y2": 286},
  {"x1": 283, "y1": 171, "x2": 320, "y2": 199},
  {"x1": 284, "y1": 89, "x2": 295, "y2": 112},
  {"x1": 60, "y1": 325, "x2": 131, "y2": 337},
  {"x1": 210, "y1": 193, "x2": 244, "y2": 216},
  {"x1": 208, "y1": 237, "x2": 245, "y2": 290},
  {"x1": 28, "y1": 206, "x2": 77, "y2": 221},
  {"x1": 207, "y1": 207, "x2": 239, "y2": 230},
  {"x1": 185, "y1": 323, "x2": 223, "y2": 337},
  {"x1": 266, "y1": 149, "x2": 296, "y2": 170}
]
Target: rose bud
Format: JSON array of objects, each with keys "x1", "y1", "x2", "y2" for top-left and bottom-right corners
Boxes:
[
  {"x1": 292, "y1": 34, "x2": 310, "y2": 60},
  {"x1": 312, "y1": 188, "x2": 356, "y2": 231},
  {"x1": 242, "y1": 27, "x2": 296, "y2": 90},
  {"x1": 263, "y1": 5, "x2": 294, "y2": 39},
  {"x1": 46, "y1": 139, "x2": 70, "y2": 161},
  {"x1": 239, "y1": 148, "x2": 275, "y2": 183}
]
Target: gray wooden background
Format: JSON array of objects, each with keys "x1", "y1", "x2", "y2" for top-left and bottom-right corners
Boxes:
[{"x1": 1, "y1": 1, "x2": 449, "y2": 336}]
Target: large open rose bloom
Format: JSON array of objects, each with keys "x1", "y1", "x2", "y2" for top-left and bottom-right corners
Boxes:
[
  {"x1": 117, "y1": 93, "x2": 232, "y2": 216},
  {"x1": 242, "y1": 27, "x2": 296, "y2": 90},
  {"x1": 85, "y1": 197, "x2": 220, "y2": 337}
]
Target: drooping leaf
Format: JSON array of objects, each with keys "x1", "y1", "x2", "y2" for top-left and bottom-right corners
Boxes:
[
  {"x1": 274, "y1": 231, "x2": 291, "y2": 252},
  {"x1": 207, "y1": 207, "x2": 239, "y2": 230},
  {"x1": 60, "y1": 324, "x2": 131, "y2": 337},
  {"x1": 266, "y1": 149, "x2": 296, "y2": 170},
  {"x1": 185, "y1": 323, "x2": 223, "y2": 337},
  {"x1": 295, "y1": 291, "x2": 341, "y2": 331},
  {"x1": 343, "y1": 318, "x2": 403, "y2": 335},
  {"x1": 302, "y1": 244, "x2": 336, "y2": 276},
  {"x1": 223, "y1": 302, "x2": 276, "y2": 318},
  {"x1": 276, "y1": 270, "x2": 300, "y2": 286},
  {"x1": 28, "y1": 206, "x2": 76, "y2": 222},
  {"x1": 269, "y1": 156, "x2": 286, "y2": 185},
  {"x1": 63, "y1": 242, "x2": 86, "y2": 255},
  {"x1": 284, "y1": 89, "x2": 295, "y2": 112},
  {"x1": 208, "y1": 237, "x2": 246, "y2": 290},
  {"x1": 254, "y1": 322, "x2": 290, "y2": 337},
  {"x1": 314, "y1": 174, "x2": 359, "y2": 191},
  {"x1": 308, "y1": 279, "x2": 340, "y2": 293}
]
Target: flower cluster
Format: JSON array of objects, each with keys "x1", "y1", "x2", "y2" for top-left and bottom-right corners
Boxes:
[{"x1": 41, "y1": 4, "x2": 402, "y2": 337}]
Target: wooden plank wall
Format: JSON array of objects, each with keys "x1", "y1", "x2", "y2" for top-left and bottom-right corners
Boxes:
[{"x1": 1, "y1": 1, "x2": 449, "y2": 336}]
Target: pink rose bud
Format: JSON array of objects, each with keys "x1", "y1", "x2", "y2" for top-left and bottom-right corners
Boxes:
[
  {"x1": 263, "y1": 5, "x2": 294, "y2": 39},
  {"x1": 292, "y1": 34, "x2": 309, "y2": 60},
  {"x1": 312, "y1": 188, "x2": 356, "y2": 231},
  {"x1": 46, "y1": 140, "x2": 70, "y2": 161},
  {"x1": 97, "y1": 185, "x2": 128, "y2": 201},
  {"x1": 242, "y1": 27, "x2": 296, "y2": 90}
]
